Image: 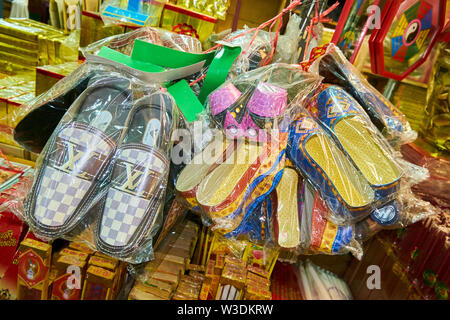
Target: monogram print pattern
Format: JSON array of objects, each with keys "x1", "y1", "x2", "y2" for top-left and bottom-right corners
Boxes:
[{"x1": 33, "y1": 124, "x2": 115, "y2": 228}]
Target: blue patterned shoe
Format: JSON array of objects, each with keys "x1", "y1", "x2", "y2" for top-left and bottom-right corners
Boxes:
[
  {"x1": 317, "y1": 86, "x2": 402, "y2": 206},
  {"x1": 287, "y1": 112, "x2": 375, "y2": 224}
]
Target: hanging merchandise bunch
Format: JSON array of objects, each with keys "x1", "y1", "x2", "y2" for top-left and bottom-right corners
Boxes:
[{"x1": 0, "y1": 0, "x2": 444, "y2": 302}]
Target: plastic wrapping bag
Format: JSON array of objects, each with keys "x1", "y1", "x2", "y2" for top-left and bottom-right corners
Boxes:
[
  {"x1": 302, "y1": 181, "x2": 361, "y2": 258},
  {"x1": 16, "y1": 41, "x2": 215, "y2": 263},
  {"x1": 308, "y1": 43, "x2": 417, "y2": 146},
  {"x1": 175, "y1": 64, "x2": 321, "y2": 238},
  {"x1": 81, "y1": 26, "x2": 203, "y2": 57},
  {"x1": 287, "y1": 109, "x2": 378, "y2": 225}
]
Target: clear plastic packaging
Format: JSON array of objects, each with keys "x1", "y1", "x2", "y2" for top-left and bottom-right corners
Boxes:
[
  {"x1": 81, "y1": 26, "x2": 203, "y2": 57},
  {"x1": 287, "y1": 108, "x2": 377, "y2": 225},
  {"x1": 176, "y1": 64, "x2": 321, "y2": 237},
  {"x1": 298, "y1": 181, "x2": 363, "y2": 259},
  {"x1": 16, "y1": 44, "x2": 212, "y2": 263},
  {"x1": 308, "y1": 43, "x2": 417, "y2": 146}
]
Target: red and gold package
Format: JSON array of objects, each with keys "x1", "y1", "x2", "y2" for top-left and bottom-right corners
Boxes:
[
  {"x1": 247, "y1": 265, "x2": 270, "y2": 280},
  {"x1": 80, "y1": 265, "x2": 115, "y2": 300},
  {"x1": 58, "y1": 248, "x2": 89, "y2": 262},
  {"x1": 68, "y1": 242, "x2": 95, "y2": 255},
  {"x1": 51, "y1": 255, "x2": 86, "y2": 300},
  {"x1": 244, "y1": 284, "x2": 272, "y2": 300},
  {"x1": 88, "y1": 255, "x2": 118, "y2": 272},
  {"x1": 17, "y1": 238, "x2": 52, "y2": 300},
  {"x1": 199, "y1": 278, "x2": 211, "y2": 300},
  {"x1": 205, "y1": 259, "x2": 215, "y2": 277}
]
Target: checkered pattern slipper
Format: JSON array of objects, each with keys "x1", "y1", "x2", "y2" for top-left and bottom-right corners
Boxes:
[
  {"x1": 95, "y1": 92, "x2": 174, "y2": 258},
  {"x1": 25, "y1": 76, "x2": 133, "y2": 239}
]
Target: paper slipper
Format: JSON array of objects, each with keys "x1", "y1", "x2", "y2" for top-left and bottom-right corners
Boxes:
[
  {"x1": 196, "y1": 140, "x2": 269, "y2": 217},
  {"x1": 25, "y1": 76, "x2": 133, "y2": 238},
  {"x1": 317, "y1": 86, "x2": 402, "y2": 203},
  {"x1": 273, "y1": 168, "x2": 302, "y2": 248},
  {"x1": 211, "y1": 142, "x2": 286, "y2": 235},
  {"x1": 224, "y1": 193, "x2": 274, "y2": 242},
  {"x1": 14, "y1": 71, "x2": 108, "y2": 154},
  {"x1": 304, "y1": 185, "x2": 353, "y2": 254},
  {"x1": 95, "y1": 92, "x2": 174, "y2": 257},
  {"x1": 287, "y1": 113, "x2": 375, "y2": 223},
  {"x1": 175, "y1": 134, "x2": 234, "y2": 210}
]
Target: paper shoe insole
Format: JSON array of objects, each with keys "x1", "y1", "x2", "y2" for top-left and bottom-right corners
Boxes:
[
  {"x1": 276, "y1": 168, "x2": 300, "y2": 248},
  {"x1": 196, "y1": 141, "x2": 264, "y2": 207},
  {"x1": 334, "y1": 116, "x2": 401, "y2": 186},
  {"x1": 305, "y1": 133, "x2": 374, "y2": 207},
  {"x1": 176, "y1": 136, "x2": 231, "y2": 193}
]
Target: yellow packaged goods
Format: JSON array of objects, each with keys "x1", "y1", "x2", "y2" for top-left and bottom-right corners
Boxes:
[
  {"x1": 129, "y1": 282, "x2": 172, "y2": 300},
  {"x1": 154, "y1": 252, "x2": 187, "y2": 265},
  {"x1": 144, "y1": 270, "x2": 180, "y2": 286},
  {"x1": 143, "y1": 277, "x2": 175, "y2": 294},
  {"x1": 199, "y1": 278, "x2": 211, "y2": 300},
  {"x1": 88, "y1": 256, "x2": 118, "y2": 271},
  {"x1": 68, "y1": 242, "x2": 96, "y2": 255},
  {"x1": 0, "y1": 19, "x2": 42, "y2": 42},
  {"x1": 0, "y1": 34, "x2": 39, "y2": 51},
  {"x1": 58, "y1": 248, "x2": 89, "y2": 262},
  {"x1": 144, "y1": 259, "x2": 185, "y2": 276},
  {"x1": 81, "y1": 266, "x2": 116, "y2": 300},
  {"x1": 161, "y1": 3, "x2": 217, "y2": 43},
  {"x1": 17, "y1": 238, "x2": 52, "y2": 300},
  {"x1": 51, "y1": 255, "x2": 87, "y2": 300},
  {"x1": 0, "y1": 43, "x2": 39, "y2": 60}
]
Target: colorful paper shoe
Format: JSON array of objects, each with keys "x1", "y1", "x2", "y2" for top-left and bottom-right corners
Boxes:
[
  {"x1": 222, "y1": 153, "x2": 284, "y2": 238},
  {"x1": 25, "y1": 76, "x2": 133, "y2": 238},
  {"x1": 95, "y1": 92, "x2": 175, "y2": 258},
  {"x1": 317, "y1": 85, "x2": 402, "y2": 204},
  {"x1": 304, "y1": 186, "x2": 353, "y2": 254},
  {"x1": 209, "y1": 81, "x2": 287, "y2": 142},
  {"x1": 273, "y1": 168, "x2": 302, "y2": 248},
  {"x1": 287, "y1": 113, "x2": 375, "y2": 223},
  {"x1": 201, "y1": 134, "x2": 287, "y2": 233},
  {"x1": 196, "y1": 140, "x2": 268, "y2": 215},
  {"x1": 175, "y1": 134, "x2": 234, "y2": 210}
]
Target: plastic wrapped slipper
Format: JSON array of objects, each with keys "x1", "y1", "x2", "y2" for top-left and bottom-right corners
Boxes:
[
  {"x1": 311, "y1": 44, "x2": 415, "y2": 144},
  {"x1": 196, "y1": 140, "x2": 268, "y2": 217},
  {"x1": 273, "y1": 167, "x2": 302, "y2": 248},
  {"x1": 317, "y1": 86, "x2": 402, "y2": 202},
  {"x1": 175, "y1": 134, "x2": 234, "y2": 210},
  {"x1": 25, "y1": 76, "x2": 133, "y2": 238},
  {"x1": 95, "y1": 92, "x2": 176, "y2": 259},
  {"x1": 287, "y1": 112, "x2": 375, "y2": 224}
]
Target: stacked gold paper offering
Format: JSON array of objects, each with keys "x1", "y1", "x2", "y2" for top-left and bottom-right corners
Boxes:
[{"x1": 0, "y1": 18, "x2": 78, "y2": 72}]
